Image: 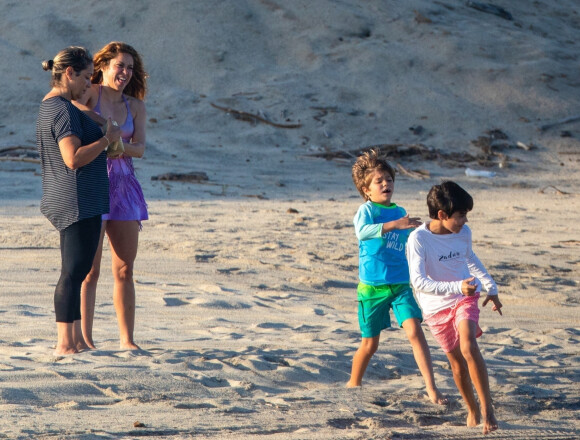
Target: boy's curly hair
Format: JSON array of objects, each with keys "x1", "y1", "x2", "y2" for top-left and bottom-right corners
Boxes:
[{"x1": 352, "y1": 148, "x2": 396, "y2": 200}]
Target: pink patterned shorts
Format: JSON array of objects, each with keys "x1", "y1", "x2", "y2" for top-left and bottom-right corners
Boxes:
[{"x1": 424, "y1": 294, "x2": 482, "y2": 353}]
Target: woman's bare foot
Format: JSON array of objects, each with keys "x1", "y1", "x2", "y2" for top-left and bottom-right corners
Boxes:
[
  {"x1": 120, "y1": 341, "x2": 141, "y2": 350},
  {"x1": 83, "y1": 339, "x2": 96, "y2": 350},
  {"x1": 482, "y1": 413, "x2": 498, "y2": 434},
  {"x1": 467, "y1": 409, "x2": 481, "y2": 428},
  {"x1": 75, "y1": 341, "x2": 92, "y2": 352},
  {"x1": 426, "y1": 387, "x2": 448, "y2": 405},
  {"x1": 54, "y1": 345, "x2": 78, "y2": 356},
  {"x1": 346, "y1": 381, "x2": 361, "y2": 388}
]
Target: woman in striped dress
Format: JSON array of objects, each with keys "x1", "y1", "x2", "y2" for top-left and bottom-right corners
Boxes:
[{"x1": 36, "y1": 46, "x2": 121, "y2": 355}]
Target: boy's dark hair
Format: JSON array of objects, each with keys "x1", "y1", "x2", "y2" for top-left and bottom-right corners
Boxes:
[
  {"x1": 352, "y1": 148, "x2": 396, "y2": 200},
  {"x1": 427, "y1": 181, "x2": 473, "y2": 219}
]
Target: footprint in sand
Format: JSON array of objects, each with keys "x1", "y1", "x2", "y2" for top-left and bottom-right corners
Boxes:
[
  {"x1": 200, "y1": 375, "x2": 230, "y2": 388},
  {"x1": 191, "y1": 298, "x2": 251, "y2": 309},
  {"x1": 163, "y1": 297, "x2": 190, "y2": 307}
]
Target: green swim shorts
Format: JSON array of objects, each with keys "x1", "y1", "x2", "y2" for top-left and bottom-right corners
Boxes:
[{"x1": 357, "y1": 283, "x2": 422, "y2": 338}]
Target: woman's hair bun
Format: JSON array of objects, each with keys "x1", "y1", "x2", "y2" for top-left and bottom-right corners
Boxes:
[{"x1": 41, "y1": 59, "x2": 54, "y2": 71}]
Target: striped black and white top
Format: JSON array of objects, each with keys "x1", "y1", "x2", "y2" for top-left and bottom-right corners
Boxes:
[{"x1": 36, "y1": 96, "x2": 109, "y2": 231}]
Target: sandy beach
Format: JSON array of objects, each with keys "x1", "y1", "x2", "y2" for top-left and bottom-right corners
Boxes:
[{"x1": 0, "y1": 1, "x2": 579, "y2": 438}]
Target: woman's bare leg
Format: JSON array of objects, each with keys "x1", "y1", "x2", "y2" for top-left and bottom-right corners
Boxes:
[
  {"x1": 107, "y1": 220, "x2": 140, "y2": 350},
  {"x1": 55, "y1": 322, "x2": 77, "y2": 355}
]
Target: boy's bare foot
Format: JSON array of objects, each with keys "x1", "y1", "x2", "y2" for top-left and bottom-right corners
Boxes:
[
  {"x1": 482, "y1": 413, "x2": 498, "y2": 435},
  {"x1": 345, "y1": 381, "x2": 361, "y2": 388},
  {"x1": 467, "y1": 409, "x2": 481, "y2": 428},
  {"x1": 426, "y1": 387, "x2": 448, "y2": 405}
]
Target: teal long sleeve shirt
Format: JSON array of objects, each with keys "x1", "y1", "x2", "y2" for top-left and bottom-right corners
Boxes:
[{"x1": 354, "y1": 201, "x2": 411, "y2": 286}]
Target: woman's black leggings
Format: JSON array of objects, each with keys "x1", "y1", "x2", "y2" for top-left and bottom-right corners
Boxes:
[{"x1": 54, "y1": 215, "x2": 102, "y2": 323}]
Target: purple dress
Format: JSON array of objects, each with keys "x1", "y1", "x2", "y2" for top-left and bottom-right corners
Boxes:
[{"x1": 94, "y1": 86, "x2": 148, "y2": 223}]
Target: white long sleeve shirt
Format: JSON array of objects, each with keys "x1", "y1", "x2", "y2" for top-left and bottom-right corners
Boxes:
[{"x1": 406, "y1": 223, "x2": 497, "y2": 317}]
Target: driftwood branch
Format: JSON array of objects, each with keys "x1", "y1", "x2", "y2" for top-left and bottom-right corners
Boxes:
[
  {"x1": 0, "y1": 146, "x2": 37, "y2": 154},
  {"x1": 0, "y1": 146, "x2": 39, "y2": 163},
  {"x1": 396, "y1": 163, "x2": 430, "y2": 179},
  {"x1": 211, "y1": 103, "x2": 302, "y2": 129},
  {"x1": 539, "y1": 185, "x2": 570, "y2": 195},
  {"x1": 0, "y1": 157, "x2": 40, "y2": 164},
  {"x1": 539, "y1": 115, "x2": 580, "y2": 132},
  {"x1": 466, "y1": 1, "x2": 513, "y2": 21},
  {"x1": 151, "y1": 172, "x2": 209, "y2": 183}
]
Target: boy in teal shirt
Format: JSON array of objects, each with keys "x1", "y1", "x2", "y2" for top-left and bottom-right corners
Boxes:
[{"x1": 346, "y1": 149, "x2": 445, "y2": 406}]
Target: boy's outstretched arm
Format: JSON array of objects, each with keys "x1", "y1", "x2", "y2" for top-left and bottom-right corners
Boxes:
[
  {"x1": 381, "y1": 214, "x2": 422, "y2": 234},
  {"x1": 482, "y1": 295, "x2": 503, "y2": 315}
]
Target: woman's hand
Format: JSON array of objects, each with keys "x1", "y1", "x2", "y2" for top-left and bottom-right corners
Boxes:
[{"x1": 104, "y1": 117, "x2": 121, "y2": 143}]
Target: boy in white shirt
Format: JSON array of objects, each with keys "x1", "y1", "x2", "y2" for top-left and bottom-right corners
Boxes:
[{"x1": 406, "y1": 181, "x2": 503, "y2": 435}]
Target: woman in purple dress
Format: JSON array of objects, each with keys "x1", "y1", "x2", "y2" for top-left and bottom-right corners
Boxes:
[{"x1": 75, "y1": 42, "x2": 148, "y2": 350}]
